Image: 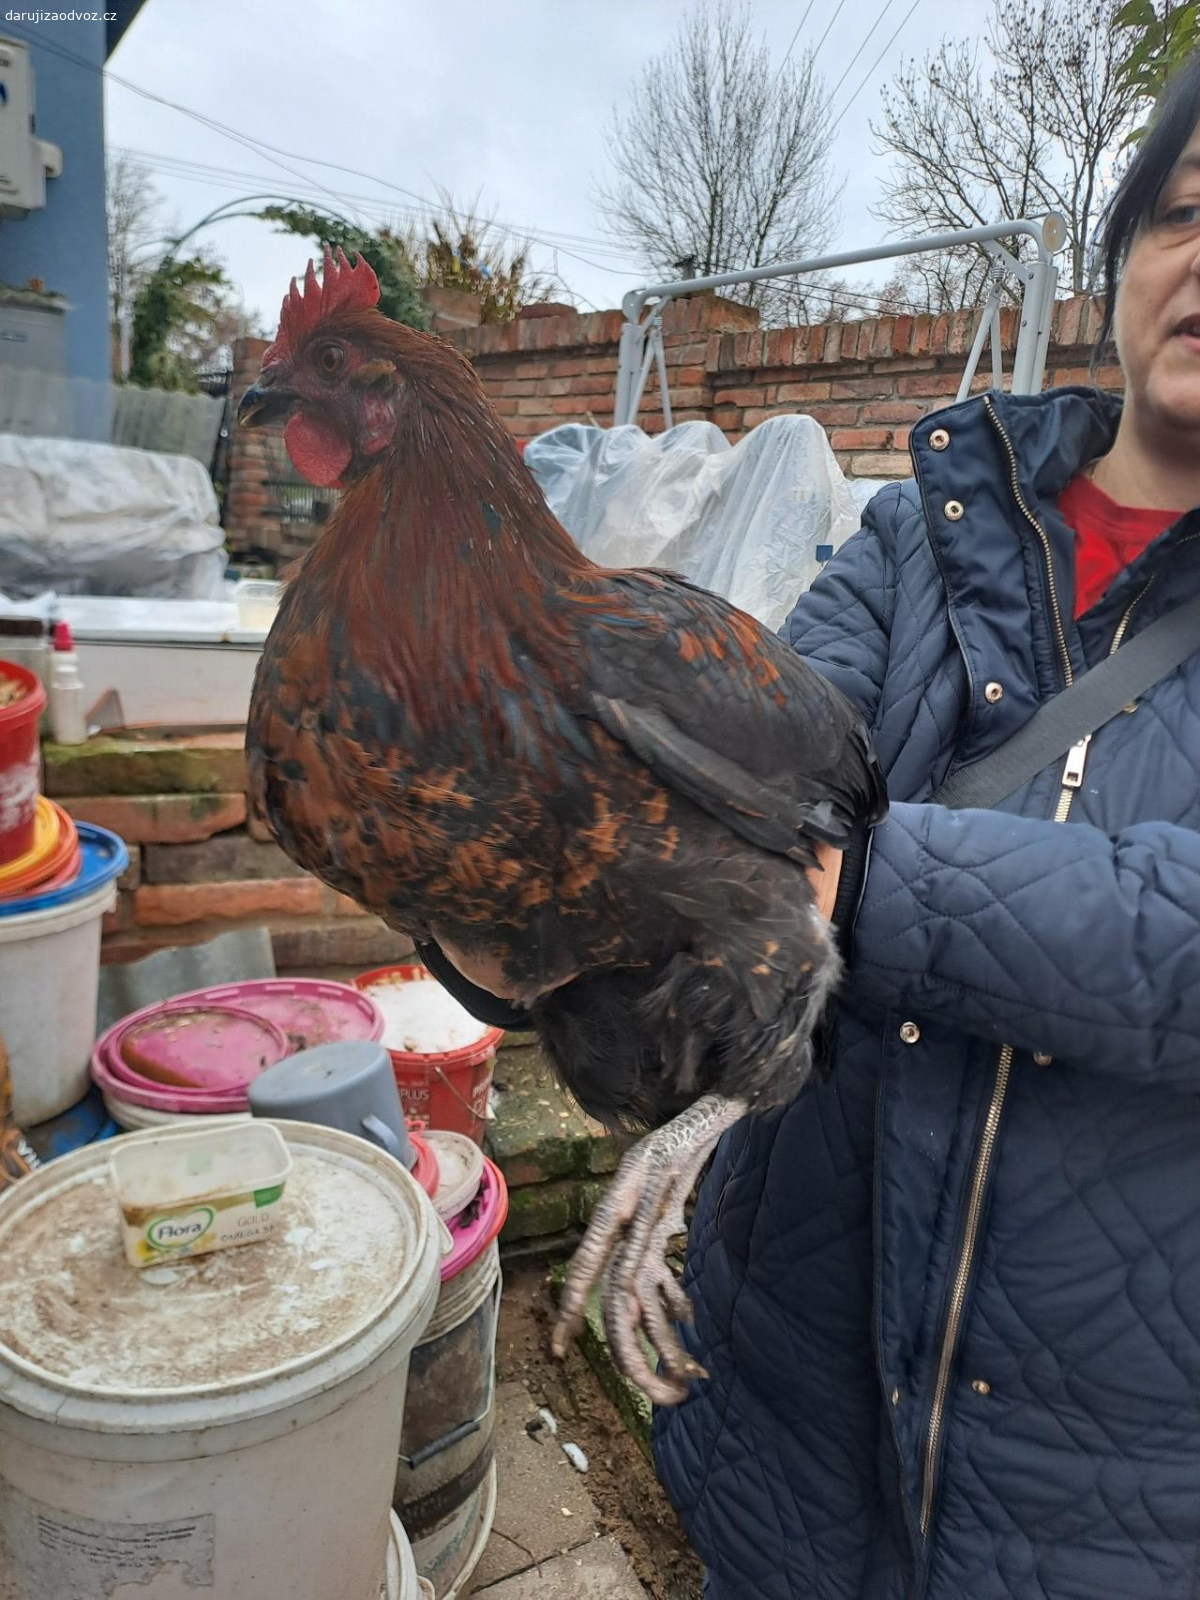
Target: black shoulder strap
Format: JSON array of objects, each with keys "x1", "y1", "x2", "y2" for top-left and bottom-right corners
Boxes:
[{"x1": 933, "y1": 592, "x2": 1200, "y2": 811}]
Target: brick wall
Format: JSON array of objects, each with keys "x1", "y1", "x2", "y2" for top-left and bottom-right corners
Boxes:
[
  {"x1": 44, "y1": 734, "x2": 413, "y2": 973},
  {"x1": 450, "y1": 291, "x2": 1118, "y2": 482},
  {"x1": 223, "y1": 292, "x2": 1119, "y2": 554}
]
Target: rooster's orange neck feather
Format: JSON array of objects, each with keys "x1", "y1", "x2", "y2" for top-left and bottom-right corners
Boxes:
[{"x1": 300, "y1": 324, "x2": 596, "y2": 723}]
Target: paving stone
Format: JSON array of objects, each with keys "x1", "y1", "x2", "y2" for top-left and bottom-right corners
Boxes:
[
  {"x1": 472, "y1": 1536, "x2": 647, "y2": 1597},
  {"x1": 501, "y1": 1181, "x2": 577, "y2": 1245},
  {"x1": 501, "y1": 1179, "x2": 606, "y2": 1245},
  {"x1": 468, "y1": 1381, "x2": 599, "y2": 1591}
]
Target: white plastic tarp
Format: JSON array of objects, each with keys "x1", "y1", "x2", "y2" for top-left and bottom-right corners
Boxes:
[
  {"x1": 849, "y1": 477, "x2": 899, "y2": 516},
  {"x1": 0, "y1": 434, "x2": 225, "y2": 600},
  {"x1": 525, "y1": 416, "x2": 861, "y2": 633}
]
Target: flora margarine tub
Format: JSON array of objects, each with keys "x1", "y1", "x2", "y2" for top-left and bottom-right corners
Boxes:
[{"x1": 110, "y1": 1121, "x2": 293, "y2": 1267}]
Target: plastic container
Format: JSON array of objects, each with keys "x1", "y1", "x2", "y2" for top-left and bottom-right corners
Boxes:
[
  {"x1": 0, "y1": 1121, "x2": 442, "y2": 1600},
  {"x1": 115, "y1": 1003, "x2": 290, "y2": 1093},
  {"x1": 0, "y1": 820, "x2": 126, "y2": 920},
  {"x1": 0, "y1": 796, "x2": 77, "y2": 899},
  {"x1": 0, "y1": 619, "x2": 50, "y2": 734},
  {"x1": 111, "y1": 1121, "x2": 294, "y2": 1267},
  {"x1": 0, "y1": 659, "x2": 46, "y2": 867},
  {"x1": 248, "y1": 1040, "x2": 413, "y2": 1168},
  {"x1": 0, "y1": 824, "x2": 127, "y2": 1127},
  {"x1": 235, "y1": 578, "x2": 282, "y2": 629},
  {"x1": 387, "y1": 1511, "x2": 431, "y2": 1600},
  {"x1": 423, "y1": 1130, "x2": 485, "y2": 1223},
  {"x1": 26, "y1": 1087, "x2": 117, "y2": 1164},
  {"x1": 354, "y1": 966, "x2": 502, "y2": 1145},
  {"x1": 99, "y1": 1092, "x2": 251, "y2": 1132},
  {"x1": 407, "y1": 1128, "x2": 440, "y2": 1200},
  {"x1": 91, "y1": 1048, "x2": 254, "y2": 1118},
  {"x1": 395, "y1": 1158, "x2": 508, "y2": 1598},
  {"x1": 156, "y1": 977, "x2": 384, "y2": 1054},
  {"x1": 49, "y1": 620, "x2": 87, "y2": 746}
]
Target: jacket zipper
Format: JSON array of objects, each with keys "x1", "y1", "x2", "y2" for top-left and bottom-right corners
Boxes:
[
  {"x1": 920, "y1": 403, "x2": 1077, "y2": 1541},
  {"x1": 983, "y1": 396, "x2": 1074, "y2": 692}
]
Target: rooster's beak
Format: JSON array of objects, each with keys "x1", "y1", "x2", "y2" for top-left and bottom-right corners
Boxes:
[{"x1": 237, "y1": 378, "x2": 295, "y2": 429}]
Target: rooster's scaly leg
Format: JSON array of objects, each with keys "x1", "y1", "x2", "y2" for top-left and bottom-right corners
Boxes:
[{"x1": 553, "y1": 1093, "x2": 747, "y2": 1405}]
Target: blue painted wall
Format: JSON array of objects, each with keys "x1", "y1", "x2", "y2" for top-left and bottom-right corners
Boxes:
[{"x1": 0, "y1": 19, "x2": 110, "y2": 382}]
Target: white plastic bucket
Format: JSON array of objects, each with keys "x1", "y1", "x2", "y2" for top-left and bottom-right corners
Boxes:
[
  {"x1": 385, "y1": 1512, "x2": 432, "y2": 1599},
  {"x1": 100, "y1": 1091, "x2": 252, "y2": 1132},
  {"x1": 0, "y1": 878, "x2": 115, "y2": 1127},
  {"x1": 395, "y1": 1238, "x2": 501, "y2": 1599},
  {"x1": 0, "y1": 1121, "x2": 441, "y2": 1600}
]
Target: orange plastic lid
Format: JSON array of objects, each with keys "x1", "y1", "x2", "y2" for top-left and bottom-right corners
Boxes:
[{"x1": 0, "y1": 798, "x2": 77, "y2": 896}]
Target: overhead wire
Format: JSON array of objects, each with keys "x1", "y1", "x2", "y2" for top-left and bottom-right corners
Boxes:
[
  {"x1": 10, "y1": 23, "x2": 643, "y2": 279},
  {"x1": 828, "y1": 0, "x2": 925, "y2": 133},
  {"x1": 809, "y1": 0, "x2": 851, "y2": 69},
  {"x1": 771, "y1": 0, "x2": 818, "y2": 91},
  {"x1": 110, "y1": 145, "x2": 645, "y2": 267},
  {"x1": 826, "y1": 0, "x2": 897, "y2": 105},
  {"x1": 28, "y1": 14, "x2": 935, "y2": 316}
]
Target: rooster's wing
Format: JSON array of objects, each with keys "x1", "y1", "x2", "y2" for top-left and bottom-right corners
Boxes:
[{"x1": 572, "y1": 568, "x2": 886, "y2": 866}]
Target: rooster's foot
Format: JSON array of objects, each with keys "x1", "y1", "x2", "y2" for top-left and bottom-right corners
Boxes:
[{"x1": 552, "y1": 1093, "x2": 746, "y2": 1405}]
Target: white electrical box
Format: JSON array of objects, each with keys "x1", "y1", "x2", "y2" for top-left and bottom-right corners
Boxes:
[{"x1": 0, "y1": 38, "x2": 62, "y2": 217}]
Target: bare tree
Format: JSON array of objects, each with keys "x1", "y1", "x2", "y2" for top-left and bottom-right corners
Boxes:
[
  {"x1": 871, "y1": 0, "x2": 1153, "y2": 308},
  {"x1": 106, "y1": 153, "x2": 162, "y2": 328},
  {"x1": 594, "y1": 1, "x2": 839, "y2": 325}
]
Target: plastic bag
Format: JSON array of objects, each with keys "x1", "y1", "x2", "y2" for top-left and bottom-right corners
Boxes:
[
  {"x1": 525, "y1": 415, "x2": 861, "y2": 633},
  {"x1": 848, "y1": 477, "x2": 899, "y2": 515},
  {"x1": 0, "y1": 434, "x2": 225, "y2": 600}
]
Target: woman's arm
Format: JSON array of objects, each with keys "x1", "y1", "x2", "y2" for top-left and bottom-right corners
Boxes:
[{"x1": 847, "y1": 801, "x2": 1200, "y2": 1089}]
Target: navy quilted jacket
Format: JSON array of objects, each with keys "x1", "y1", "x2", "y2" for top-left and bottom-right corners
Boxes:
[{"x1": 653, "y1": 385, "x2": 1200, "y2": 1600}]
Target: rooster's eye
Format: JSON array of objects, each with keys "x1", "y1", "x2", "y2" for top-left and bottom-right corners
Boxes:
[{"x1": 315, "y1": 343, "x2": 345, "y2": 379}]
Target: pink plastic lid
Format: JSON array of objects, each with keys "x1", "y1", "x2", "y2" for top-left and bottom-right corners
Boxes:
[
  {"x1": 439, "y1": 1157, "x2": 508, "y2": 1281},
  {"x1": 161, "y1": 979, "x2": 384, "y2": 1055},
  {"x1": 115, "y1": 1004, "x2": 289, "y2": 1091},
  {"x1": 90, "y1": 1044, "x2": 250, "y2": 1114}
]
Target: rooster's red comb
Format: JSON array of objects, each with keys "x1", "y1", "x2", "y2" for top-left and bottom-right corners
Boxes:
[{"x1": 262, "y1": 245, "x2": 380, "y2": 366}]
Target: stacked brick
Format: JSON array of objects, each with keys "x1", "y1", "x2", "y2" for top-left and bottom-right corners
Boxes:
[{"x1": 43, "y1": 733, "x2": 413, "y2": 972}]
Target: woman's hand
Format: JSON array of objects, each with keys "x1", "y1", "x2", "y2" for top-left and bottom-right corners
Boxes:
[{"x1": 808, "y1": 840, "x2": 843, "y2": 922}]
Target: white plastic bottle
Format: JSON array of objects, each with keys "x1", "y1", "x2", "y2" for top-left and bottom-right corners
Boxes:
[{"x1": 49, "y1": 619, "x2": 87, "y2": 745}]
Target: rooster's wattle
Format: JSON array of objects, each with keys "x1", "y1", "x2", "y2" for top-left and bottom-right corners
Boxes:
[{"x1": 239, "y1": 249, "x2": 885, "y2": 1403}]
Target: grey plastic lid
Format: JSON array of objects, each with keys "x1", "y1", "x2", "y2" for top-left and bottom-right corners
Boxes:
[{"x1": 249, "y1": 1040, "x2": 391, "y2": 1107}]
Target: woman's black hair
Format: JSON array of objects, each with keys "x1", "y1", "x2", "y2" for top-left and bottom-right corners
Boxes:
[{"x1": 1095, "y1": 49, "x2": 1200, "y2": 354}]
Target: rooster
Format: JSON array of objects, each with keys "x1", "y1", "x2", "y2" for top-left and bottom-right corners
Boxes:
[{"x1": 239, "y1": 249, "x2": 886, "y2": 1404}]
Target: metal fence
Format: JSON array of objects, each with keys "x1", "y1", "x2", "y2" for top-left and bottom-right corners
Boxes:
[
  {"x1": 0, "y1": 368, "x2": 226, "y2": 466},
  {"x1": 265, "y1": 476, "x2": 337, "y2": 528}
]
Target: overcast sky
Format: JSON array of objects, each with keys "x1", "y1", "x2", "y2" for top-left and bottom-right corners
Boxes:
[{"x1": 105, "y1": 0, "x2": 996, "y2": 335}]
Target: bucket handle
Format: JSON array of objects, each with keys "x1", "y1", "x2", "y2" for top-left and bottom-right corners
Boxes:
[
  {"x1": 397, "y1": 1274, "x2": 502, "y2": 1470},
  {"x1": 430, "y1": 1064, "x2": 491, "y2": 1127}
]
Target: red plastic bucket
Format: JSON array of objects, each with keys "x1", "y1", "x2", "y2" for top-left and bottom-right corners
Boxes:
[
  {"x1": 0, "y1": 661, "x2": 46, "y2": 868},
  {"x1": 353, "y1": 964, "x2": 503, "y2": 1146}
]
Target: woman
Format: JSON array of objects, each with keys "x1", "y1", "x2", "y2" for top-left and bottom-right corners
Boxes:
[{"x1": 652, "y1": 52, "x2": 1200, "y2": 1600}]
